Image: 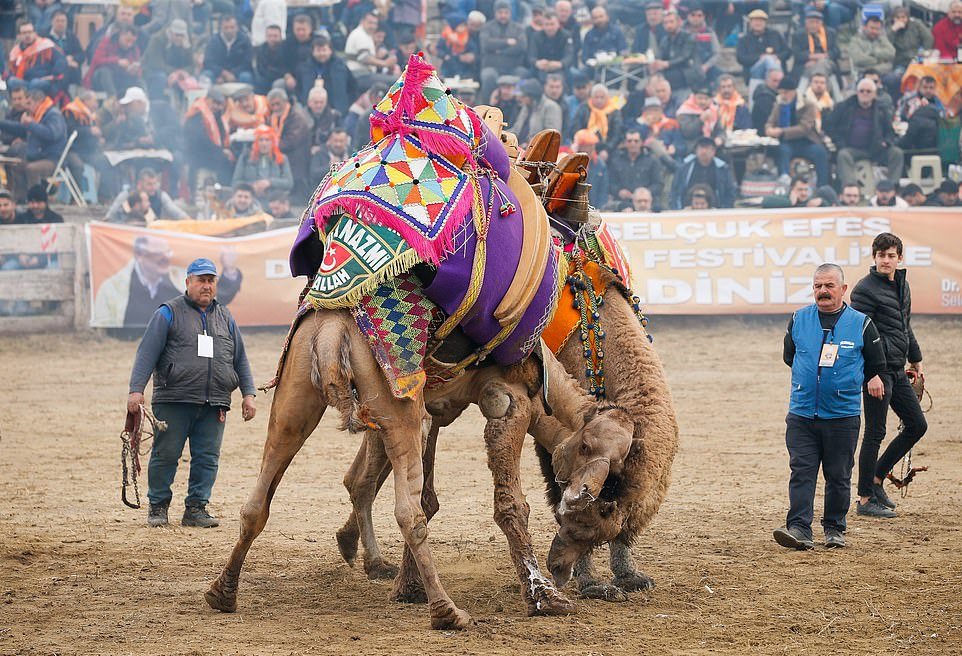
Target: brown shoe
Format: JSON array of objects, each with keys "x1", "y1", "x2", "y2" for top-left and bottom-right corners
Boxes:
[
  {"x1": 517, "y1": 129, "x2": 561, "y2": 183},
  {"x1": 545, "y1": 152, "x2": 588, "y2": 214}
]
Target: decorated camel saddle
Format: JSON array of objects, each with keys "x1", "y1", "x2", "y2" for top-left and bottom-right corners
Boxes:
[{"x1": 288, "y1": 55, "x2": 563, "y2": 398}]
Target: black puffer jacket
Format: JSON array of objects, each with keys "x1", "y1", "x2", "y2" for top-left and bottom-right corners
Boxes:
[{"x1": 850, "y1": 267, "x2": 922, "y2": 371}]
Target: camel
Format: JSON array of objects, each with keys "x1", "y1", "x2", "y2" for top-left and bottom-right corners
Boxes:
[
  {"x1": 335, "y1": 266, "x2": 678, "y2": 602},
  {"x1": 205, "y1": 309, "x2": 635, "y2": 628}
]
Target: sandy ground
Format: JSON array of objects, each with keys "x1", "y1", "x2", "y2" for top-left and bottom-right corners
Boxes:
[{"x1": 1, "y1": 316, "x2": 961, "y2": 655}]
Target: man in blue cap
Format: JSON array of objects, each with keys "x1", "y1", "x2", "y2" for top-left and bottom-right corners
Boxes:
[{"x1": 127, "y1": 257, "x2": 257, "y2": 528}]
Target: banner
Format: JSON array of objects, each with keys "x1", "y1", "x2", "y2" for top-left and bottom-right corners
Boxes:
[
  {"x1": 86, "y1": 207, "x2": 962, "y2": 328},
  {"x1": 87, "y1": 222, "x2": 304, "y2": 328},
  {"x1": 602, "y1": 207, "x2": 962, "y2": 314}
]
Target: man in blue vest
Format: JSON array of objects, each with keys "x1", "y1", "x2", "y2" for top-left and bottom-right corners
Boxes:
[
  {"x1": 127, "y1": 258, "x2": 257, "y2": 528},
  {"x1": 774, "y1": 263, "x2": 885, "y2": 549}
]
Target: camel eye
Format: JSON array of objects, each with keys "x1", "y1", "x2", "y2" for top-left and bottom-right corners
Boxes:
[{"x1": 580, "y1": 441, "x2": 590, "y2": 454}]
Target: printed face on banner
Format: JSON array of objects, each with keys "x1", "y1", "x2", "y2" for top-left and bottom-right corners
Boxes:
[{"x1": 87, "y1": 222, "x2": 303, "y2": 328}]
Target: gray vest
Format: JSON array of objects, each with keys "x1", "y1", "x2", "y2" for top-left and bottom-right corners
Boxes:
[{"x1": 152, "y1": 295, "x2": 240, "y2": 407}]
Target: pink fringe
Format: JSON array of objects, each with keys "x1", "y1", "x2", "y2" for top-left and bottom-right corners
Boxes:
[
  {"x1": 313, "y1": 182, "x2": 475, "y2": 266},
  {"x1": 416, "y1": 128, "x2": 474, "y2": 160}
]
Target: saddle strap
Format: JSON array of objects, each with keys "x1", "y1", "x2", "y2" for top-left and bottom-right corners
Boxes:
[{"x1": 433, "y1": 173, "x2": 491, "y2": 341}]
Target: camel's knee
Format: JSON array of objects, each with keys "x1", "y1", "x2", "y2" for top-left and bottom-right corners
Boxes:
[
  {"x1": 493, "y1": 495, "x2": 530, "y2": 529},
  {"x1": 396, "y1": 509, "x2": 429, "y2": 545},
  {"x1": 479, "y1": 383, "x2": 516, "y2": 420}
]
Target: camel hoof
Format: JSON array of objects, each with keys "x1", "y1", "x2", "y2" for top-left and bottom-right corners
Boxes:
[
  {"x1": 391, "y1": 579, "x2": 428, "y2": 604},
  {"x1": 335, "y1": 525, "x2": 359, "y2": 566},
  {"x1": 579, "y1": 584, "x2": 630, "y2": 602},
  {"x1": 364, "y1": 559, "x2": 400, "y2": 581},
  {"x1": 430, "y1": 607, "x2": 473, "y2": 630},
  {"x1": 528, "y1": 588, "x2": 577, "y2": 616},
  {"x1": 612, "y1": 572, "x2": 655, "y2": 593},
  {"x1": 205, "y1": 582, "x2": 237, "y2": 613}
]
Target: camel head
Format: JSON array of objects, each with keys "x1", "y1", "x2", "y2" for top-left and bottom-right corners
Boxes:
[
  {"x1": 544, "y1": 406, "x2": 641, "y2": 588},
  {"x1": 547, "y1": 497, "x2": 626, "y2": 588},
  {"x1": 550, "y1": 405, "x2": 634, "y2": 516}
]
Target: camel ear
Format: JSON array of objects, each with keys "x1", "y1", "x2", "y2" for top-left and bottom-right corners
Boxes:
[{"x1": 629, "y1": 438, "x2": 644, "y2": 459}]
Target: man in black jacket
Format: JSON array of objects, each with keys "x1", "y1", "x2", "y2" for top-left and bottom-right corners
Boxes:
[
  {"x1": 850, "y1": 232, "x2": 926, "y2": 519},
  {"x1": 829, "y1": 78, "x2": 903, "y2": 187},
  {"x1": 297, "y1": 35, "x2": 358, "y2": 113},
  {"x1": 202, "y1": 15, "x2": 253, "y2": 84},
  {"x1": 651, "y1": 10, "x2": 697, "y2": 92},
  {"x1": 608, "y1": 128, "x2": 663, "y2": 209},
  {"x1": 735, "y1": 9, "x2": 790, "y2": 81},
  {"x1": 528, "y1": 11, "x2": 574, "y2": 82}
]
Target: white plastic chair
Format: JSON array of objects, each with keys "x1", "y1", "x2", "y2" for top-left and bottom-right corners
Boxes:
[{"x1": 46, "y1": 131, "x2": 87, "y2": 207}]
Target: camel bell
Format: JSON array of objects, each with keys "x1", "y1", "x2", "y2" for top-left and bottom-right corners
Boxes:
[{"x1": 556, "y1": 180, "x2": 593, "y2": 223}]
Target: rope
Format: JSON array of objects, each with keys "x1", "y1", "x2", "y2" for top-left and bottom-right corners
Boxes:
[
  {"x1": 891, "y1": 370, "x2": 932, "y2": 497},
  {"x1": 120, "y1": 404, "x2": 167, "y2": 509}
]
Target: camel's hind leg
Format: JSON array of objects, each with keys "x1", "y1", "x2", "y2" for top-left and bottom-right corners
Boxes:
[
  {"x1": 391, "y1": 420, "x2": 441, "y2": 603},
  {"x1": 336, "y1": 434, "x2": 398, "y2": 580},
  {"x1": 206, "y1": 319, "x2": 325, "y2": 612},
  {"x1": 344, "y1": 330, "x2": 471, "y2": 630}
]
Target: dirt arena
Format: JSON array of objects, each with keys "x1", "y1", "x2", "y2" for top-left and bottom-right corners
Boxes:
[{"x1": 2, "y1": 316, "x2": 961, "y2": 655}]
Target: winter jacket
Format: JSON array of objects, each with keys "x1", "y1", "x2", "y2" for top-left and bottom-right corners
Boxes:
[
  {"x1": 765, "y1": 96, "x2": 822, "y2": 144},
  {"x1": 827, "y1": 95, "x2": 896, "y2": 157},
  {"x1": 888, "y1": 18, "x2": 934, "y2": 68},
  {"x1": 512, "y1": 96, "x2": 564, "y2": 141},
  {"x1": 608, "y1": 149, "x2": 664, "y2": 203},
  {"x1": 231, "y1": 151, "x2": 294, "y2": 195},
  {"x1": 296, "y1": 54, "x2": 357, "y2": 112},
  {"x1": 582, "y1": 24, "x2": 628, "y2": 61},
  {"x1": 849, "y1": 31, "x2": 897, "y2": 76},
  {"x1": 203, "y1": 31, "x2": 253, "y2": 79},
  {"x1": 0, "y1": 105, "x2": 66, "y2": 162},
  {"x1": 143, "y1": 31, "x2": 192, "y2": 75},
  {"x1": 669, "y1": 154, "x2": 736, "y2": 209},
  {"x1": 735, "y1": 27, "x2": 791, "y2": 75},
  {"x1": 480, "y1": 20, "x2": 527, "y2": 74},
  {"x1": 656, "y1": 29, "x2": 697, "y2": 91},
  {"x1": 850, "y1": 267, "x2": 922, "y2": 371}
]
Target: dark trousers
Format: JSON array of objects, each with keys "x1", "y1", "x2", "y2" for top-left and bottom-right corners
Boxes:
[
  {"x1": 785, "y1": 413, "x2": 860, "y2": 538},
  {"x1": 777, "y1": 139, "x2": 830, "y2": 187},
  {"x1": 147, "y1": 402, "x2": 226, "y2": 507},
  {"x1": 858, "y1": 369, "x2": 928, "y2": 497}
]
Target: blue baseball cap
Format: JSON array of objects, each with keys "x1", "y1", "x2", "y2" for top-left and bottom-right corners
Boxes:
[{"x1": 187, "y1": 257, "x2": 218, "y2": 277}]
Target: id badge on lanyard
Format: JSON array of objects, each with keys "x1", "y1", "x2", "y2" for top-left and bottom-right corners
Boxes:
[
  {"x1": 819, "y1": 343, "x2": 838, "y2": 367},
  {"x1": 198, "y1": 331, "x2": 214, "y2": 358}
]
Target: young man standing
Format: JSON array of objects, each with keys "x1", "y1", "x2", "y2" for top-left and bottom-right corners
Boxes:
[{"x1": 851, "y1": 232, "x2": 927, "y2": 518}]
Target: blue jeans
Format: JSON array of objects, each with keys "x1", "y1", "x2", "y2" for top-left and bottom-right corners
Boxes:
[
  {"x1": 148, "y1": 403, "x2": 226, "y2": 507},
  {"x1": 785, "y1": 413, "x2": 860, "y2": 538},
  {"x1": 777, "y1": 139, "x2": 830, "y2": 187}
]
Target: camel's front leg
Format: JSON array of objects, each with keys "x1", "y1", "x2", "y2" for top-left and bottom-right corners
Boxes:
[
  {"x1": 479, "y1": 381, "x2": 576, "y2": 616},
  {"x1": 206, "y1": 324, "x2": 324, "y2": 612},
  {"x1": 609, "y1": 533, "x2": 655, "y2": 592}
]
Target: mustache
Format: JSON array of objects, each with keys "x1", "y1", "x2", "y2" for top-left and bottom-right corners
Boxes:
[{"x1": 817, "y1": 293, "x2": 832, "y2": 299}]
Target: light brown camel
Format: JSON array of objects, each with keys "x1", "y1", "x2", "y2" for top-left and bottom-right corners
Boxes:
[
  {"x1": 335, "y1": 268, "x2": 678, "y2": 602},
  {"x1": 205, "y1": 309, "x2": 635, "y2": 628}
]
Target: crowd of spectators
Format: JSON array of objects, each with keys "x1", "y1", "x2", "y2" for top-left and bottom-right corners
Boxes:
[{"x1": 0, "y1": 0, "x2": 961, "y2": 221}]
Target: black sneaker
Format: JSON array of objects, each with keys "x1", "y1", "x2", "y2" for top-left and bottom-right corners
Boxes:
[
  {"x1": 856, "y1": 499, "x2": 897, "y2": 518},
  {"x1": 773, "y1": 526, "x2": 815, "y2": 550},
  {"x1": 872, "y1": 483, "x2": 896, "y2": 510},
  {"x1": 147, "y1": 503, "x2": 169, "y2": 527},
  {"x1": 182, "y1": 504, "x2": 220, "y2": 528},
  {"x1": 824, "y1": 529, "x2": 846, "y2": 548}
]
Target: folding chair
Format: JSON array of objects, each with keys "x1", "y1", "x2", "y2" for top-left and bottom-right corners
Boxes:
[{"x1": 46, "y1": 131, "x2": 87, "y2": 208}]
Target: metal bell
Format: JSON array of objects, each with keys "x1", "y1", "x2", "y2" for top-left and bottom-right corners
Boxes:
[{"x1": 556, "y1": 180, "x2": 593, "y2": 223}]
